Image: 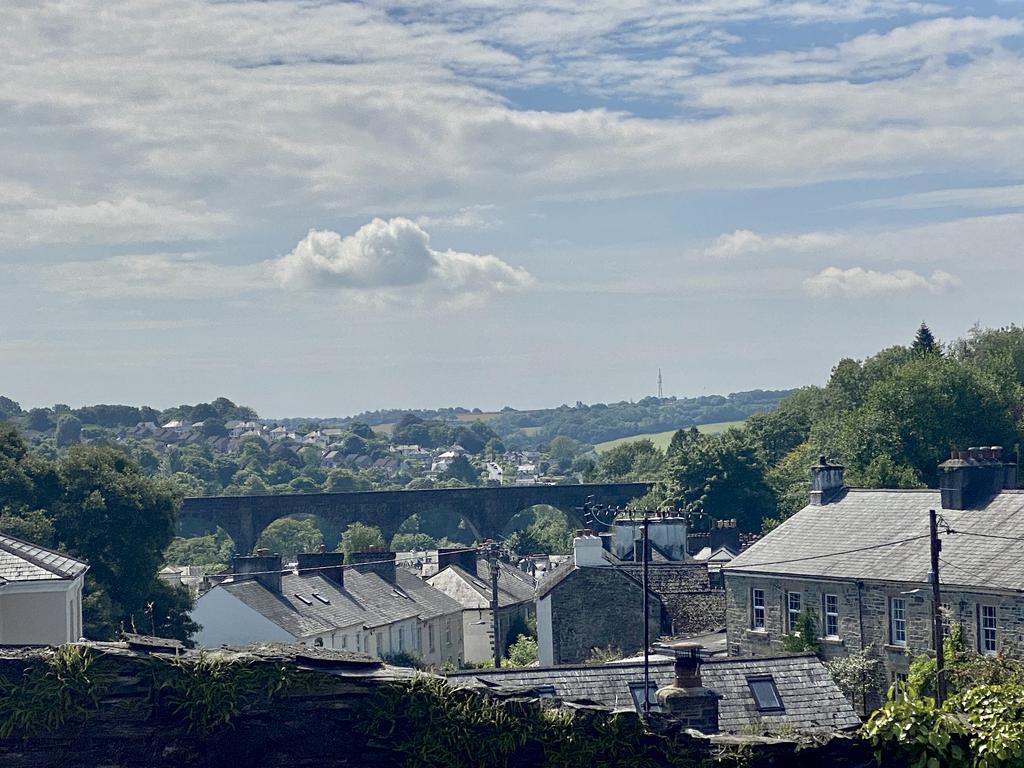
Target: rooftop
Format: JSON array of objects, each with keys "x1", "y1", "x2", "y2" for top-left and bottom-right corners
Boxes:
[
  {"x1": 0, "y1": 533, "x2": 88, "y2": 585},
  {"x1": 725, "y1": 489, "x2": 1024, "y2": 591},
  {"x1": 446, "y1": 654, "x2": 859, "y2": 733}
]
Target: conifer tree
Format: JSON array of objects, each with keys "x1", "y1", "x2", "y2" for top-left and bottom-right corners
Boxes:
[{"x1": 912, "y1": 322, "x2": 938, "y2": 355}]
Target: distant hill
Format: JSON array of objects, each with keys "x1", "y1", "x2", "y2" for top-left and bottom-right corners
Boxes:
[
  {"x1": 327, "y1": 389, "x2": 792, "y2": 448},
  {"x1": 595, "y1": 420, "x2": 746, "y2": 453}
]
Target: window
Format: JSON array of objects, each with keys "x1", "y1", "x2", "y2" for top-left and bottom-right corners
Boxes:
[
  {"x1": 445, "y1": 617, "x2": 452, "y2": 645},
  {"x1": 747, "y1": 676, "x2": 783, "y2": 712},
  {"x1": 824, "y1": 594, "x2": 839, "y2": 638},
  {"x1": 398, "y1": 627, "x2": 405, "y2": 652},
  {"x1": 890, "y1": 598, "x2": 907, "y2": 646},
  {"x1": 787, "y1": 591, "x2": 802, "y2": 633},
  {"x1": 979, "y1": 605, "x2": 998, "y2": 655},
  {"x1": 376, "y1": 633, "x2": 383, "y2": 656},
  {"x1": 533, "y1": 685, "x2": 557, "y2": 699},
  {"x1": 751, "y1": 588, "x2": 765, "y2": 630},
  {"x1": 941, "y1": 603, "x2": 952, "y2": 639},
  {"x1": 314, "y1": 637, "x2": 324, "y2": 647},
  {"x1": 342, "y1": 635, "x2": 348, "y2": 649},
  {"x1": 628, "y1": 681, "x2": 661, "y2": 713},
  {"x1": 428, "y1": 623, "x2": 436, "y2": 653}
]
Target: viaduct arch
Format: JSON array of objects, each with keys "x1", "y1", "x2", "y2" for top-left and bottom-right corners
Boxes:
[{"x1": 179, "y1": 483, "x2": 652, "y2": 555}]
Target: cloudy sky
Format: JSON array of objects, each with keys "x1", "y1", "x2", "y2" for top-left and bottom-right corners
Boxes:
[{"x1": 3, "y1": 0, "x2": 1024, "y2": 416}]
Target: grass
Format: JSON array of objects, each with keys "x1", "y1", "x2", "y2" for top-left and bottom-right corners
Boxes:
[{"x1": 594, "y1": 420, "x2": 745, "y2": 453}]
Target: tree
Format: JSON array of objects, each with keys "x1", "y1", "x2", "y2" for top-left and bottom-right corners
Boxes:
[
  {"x1": 55, "y1": 414, "x2": 82, "y2": 447},
  {"x1": 26, "y1": 407, "x2": 54, "y2": 432},
  {"x1": 52, "y1": 445, "x2": 185, "y2": 639},
  {"x1": 659, "y1": 429, "x2": 776, "y2": 533},
  {"x1": 340, "y1": 522, "x2": 386, "y2": 559},
  {"x1": 506, "y1": 634, "x2": 539, "y2": 667},
  {"x1": 912, "y1": 322, "x2": 938, "y2": 355},
  {"x1": 444, "y1": 455, "x2": 479, "y2": 485},
  {"x1": 598, "y1": 439, "x2": 663, "y2": 481},
  {"x1": 255, "y1": 516, "x2": 324, "y2": 559},
  {"x1": 164, "y1": 529, "x2": 234, "y2": 569},
  {"x1": 0, "y1": 396, "x2": 22, "y2": 421}
]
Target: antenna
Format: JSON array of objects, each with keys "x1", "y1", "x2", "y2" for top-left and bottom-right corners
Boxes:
[{"x1": 657, "y1": 368, "x2": 663, "y2": 399}]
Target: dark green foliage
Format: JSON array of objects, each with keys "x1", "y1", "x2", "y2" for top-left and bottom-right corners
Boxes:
[
  {"x1": 658, "y1": 428, "x2": 776, "y2": 533},
  {"x1": 444, "y1": 454, "x2": 480, "y2": 485},
  {"x1": 913, "y1": 322, "x2": 939, "y2": 355},
  {"x1": 55, "y1": 414, "x2": 82, "y2": 446},
  {"x1": 781, "y1": 608, "x2": 819, "y2": 654},
  {"x1": 0, "y1": 396, "x2": 23, "y2": 421},
  {"x1": 598, "y1": 438, "x2": 663, "y2": 481},
  {"x1": 254, "y1": 516, "x2": 324, "y2": 558}
]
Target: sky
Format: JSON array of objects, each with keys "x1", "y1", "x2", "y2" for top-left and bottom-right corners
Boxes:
[{"x1": 3, "y1": 0, "x2": 1024, "y2": 417}]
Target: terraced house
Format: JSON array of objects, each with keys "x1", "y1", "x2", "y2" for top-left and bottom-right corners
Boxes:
[{"x1": 724, "y1": 450, "x2": 1024, "y2": 708}]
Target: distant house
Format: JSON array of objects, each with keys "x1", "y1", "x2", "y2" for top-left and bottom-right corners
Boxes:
[
  {"x1": 446, "y1": 653, "x2": 859, "y2": 734},
  {"x1": 724, "y1": 450, "x2": 1024, "y2": 707},
  {"x1": 0, "y1": 533, "x2": 88, "y2": 645},
  {"x1": 191, "y1": 551, "x2": 463, "y2": 664},
  {"x1": 485, "y1": 462, "x2": 504, "y2": 484},
  {"x1": 428, "y1": 550, "x2": 536, "y2": 664},
  {"x1": 536, "y1": 534, "x2": 663, "y2": 665}
]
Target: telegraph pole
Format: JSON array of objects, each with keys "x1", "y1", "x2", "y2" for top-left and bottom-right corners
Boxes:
[
  {"x1": 642, "y1": 511, "x2": 651, "y2": 714},
  {"x1": 929, "y1": 509, "x2": 946, "y2": 705},
  {"x1": 485, "y1": 541, "x2": 502, "y2": 668}
]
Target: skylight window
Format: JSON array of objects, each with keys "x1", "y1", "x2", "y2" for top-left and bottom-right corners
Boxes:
[
  {"x1": 311, "y1": 592, "x2": 330, "y2": 605},
  {"x1": 294, "y1": 593, "x2": 313, "y2": 606},
  {"x1": 628, "y1": 681, "x2": 661, "y2": 713},
  {"x1": 747, "y1": 676, "x2": 783, "y2": 712}
]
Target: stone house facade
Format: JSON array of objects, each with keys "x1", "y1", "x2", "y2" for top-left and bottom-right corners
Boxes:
[{"x1": 724, "y1": 452, "x2": 1024, "y2": 709}]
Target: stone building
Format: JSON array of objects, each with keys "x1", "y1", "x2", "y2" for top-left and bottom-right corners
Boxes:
[
  {"x1": 536, "y1": 533, "x2": 664, "y2": 665},
  {"x1": 724, "y1": 450, "x2": 1024, "y2": 705}
]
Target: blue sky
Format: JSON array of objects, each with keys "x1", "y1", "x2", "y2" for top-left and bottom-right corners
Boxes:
[{"x1": 3, "y1": 0, "x2": 1024, "y2": 416}]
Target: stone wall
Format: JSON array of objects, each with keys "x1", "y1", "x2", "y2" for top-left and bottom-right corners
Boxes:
[
  {"x1": 726, "y1": 572, "x2": 1024, "y2": 694},
  {"x1": 547, "y1": 567, "x2": 664, "y2": 664},
  {"x1": 0, "y1": 641, "x2": 882, "y2": 768}
]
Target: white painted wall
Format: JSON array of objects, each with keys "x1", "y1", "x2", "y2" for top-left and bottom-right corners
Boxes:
[
  {"x1": 190, "y1": 587, "x2": 295, "y2": 647},
  {"x1": 0, "y1": 576, "x2": 83, "y2": 645},
  {"x1": 536, "y1": 594, "x2": 553, "y2": 666}
]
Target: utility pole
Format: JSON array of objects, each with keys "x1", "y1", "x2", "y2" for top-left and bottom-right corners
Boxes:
[
  {"x1": 641, "y1": 512, "x2": 651, "y2": 714},
  {"x1": 929, "y1": 509, "x2": 946, "y2": 706},
  {"x1": 485, "y1": 541, "x2": 502, "y2": 668}
]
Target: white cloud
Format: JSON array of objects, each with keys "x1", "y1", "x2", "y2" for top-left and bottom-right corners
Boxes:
[
  {"x1": 852, "y1": 184, "x2": 1024, "y2": 210},
  {"x1": 706, "y1": 229, "x2": 845, "y2": 258},
  {"x1": 416, "y1": 205, "x2": 501, "y2": 230},
  {"x1": 803, "y1": 267, "x2": 962, "y2": 297},
  {"x1": 271, "y1": 217, "x2": 532, "y2": 297}
]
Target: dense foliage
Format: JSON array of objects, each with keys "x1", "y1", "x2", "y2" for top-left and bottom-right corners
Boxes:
[{"x1": 0, "y1": 424, "x2": 195, "y2": 640}]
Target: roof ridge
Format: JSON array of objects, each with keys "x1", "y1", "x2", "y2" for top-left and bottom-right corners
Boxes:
[{"x1": 0, "y1": 533, "x2": 85, "y2": 578}]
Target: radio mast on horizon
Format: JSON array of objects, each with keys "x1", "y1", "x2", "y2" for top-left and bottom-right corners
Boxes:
[{"x1": 658, "y1": 368, "x2": 663, "y2": 399}]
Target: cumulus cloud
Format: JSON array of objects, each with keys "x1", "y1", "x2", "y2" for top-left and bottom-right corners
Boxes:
[
  {"x1": 803, "y1": 267, "x2": 962, "y2": 297},
  {"x1": 706, "y1": 229, "x2": 845, "y2": 258},
  {"x1": 271, "y1": 217, "x2": 532, "y2": 297}
]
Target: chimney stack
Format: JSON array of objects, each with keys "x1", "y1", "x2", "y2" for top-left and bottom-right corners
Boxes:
[
  {"x1": 573, "y1": 530, "x2": 607, "y2": 567},
  {"x1": 437, "y1": 547, "x2": 478, "y2": 575},
  {"x1": 656, "y1": 645, "x2": 719, "y2": 732},
  {"x1": 939, "y1": 446, "x2": 1016, "y2": 510},
  {"x1": 349, "y1": 550, "x2": 397, "y2": 584},
  {"x1": 232, "y1": 552, "x2": 283, "y2": 594},
  {"x1": 709, "y1": 519, "x2": 740, "y2": 554},
  {"x1": 810, "y1": 456, "x2": 845, "y2": 506},
  {"x1": 296, "y1": 551, "x2": 345, "y2": 587}
]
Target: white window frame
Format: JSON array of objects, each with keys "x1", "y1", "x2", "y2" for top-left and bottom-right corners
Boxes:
[
  {"x1": 751, "y1": 588, "x2": 765, "y2": 630},
  {"x1": 979, "y1": 605, "x2": 998, "y2": 656},
  {"x1": 824, "y1": 594, "x2": 839, "y2": 638},
  {"x1": 787, "y1": 591, "x2": 802, "y2": 634},
  {"x1": 890, "y1": 598, "x2": 907, "y2": 646}
]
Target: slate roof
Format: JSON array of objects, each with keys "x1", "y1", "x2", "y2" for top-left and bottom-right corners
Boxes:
[
  {"x1": 394, "y1": 569, "x2": 464, "y2": 620},
  {"x1": 725, "y1": 489, "x2": 1024, "y2": 592},
  {"x1": 220, "y1": 569, "x2": 422, "y2": 638},
  {"x1": 439, "y1": 561, "x2": 536, "y2": 608},
  {"x1": 446, "y1": 654, "x2": 859, "y2": 733},
  {"x1": 0, "y1": 534, "x2": 88, "y2": 584}
]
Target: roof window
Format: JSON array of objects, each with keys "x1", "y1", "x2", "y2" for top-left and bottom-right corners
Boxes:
[
  {"x1": 311, "y1": 592, "x2": 330, "y2": 605},
  {"x1": 628, "y1": 681, "x2": 661, "y2": 713},
  {"x1": 747, "y1": 675, "x2": 783, "y2": 712},
  {"x1": 294, "y1": 593, "x2": 313, "y2": 606}
]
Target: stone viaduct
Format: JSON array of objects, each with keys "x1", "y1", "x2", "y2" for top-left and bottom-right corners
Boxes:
[{"x1": 179, "y1": 483, "x2": 652, "y2": 555}]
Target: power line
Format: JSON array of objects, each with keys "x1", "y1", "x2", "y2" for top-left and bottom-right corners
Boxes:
[
  {"x1": 724, "y1": 534, "x2": 930, "y2": 571},
  {"x1": 945, "y1": 530, "x2": 1024, "y2": 544}
]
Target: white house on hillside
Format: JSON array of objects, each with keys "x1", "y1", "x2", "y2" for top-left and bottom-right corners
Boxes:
[{"x1": 0, "y1": 533, "x2": 88, "y2": 645}]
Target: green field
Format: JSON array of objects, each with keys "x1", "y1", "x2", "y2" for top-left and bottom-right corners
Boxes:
[{"x1": 594, "y1": 420, "x2": 745, "y2": 453}]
